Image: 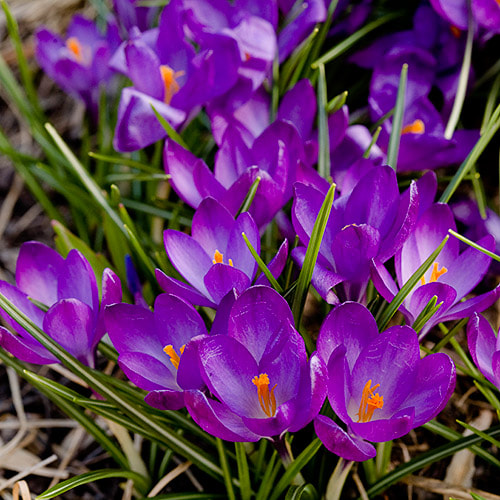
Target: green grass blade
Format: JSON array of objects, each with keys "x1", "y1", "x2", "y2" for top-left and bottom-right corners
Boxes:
[
  {"x1": 235, "y1": 442, "x2": 252, "y2": 500},
  {"x1": 412, "y1": 296, "x2": 443, "y2": 334},
  {"x1": 457, "y1": 420, "x2": 500, "y2": 448},
  {"x1": 363, "y1": 126, "x2": 381, "y2": 158},
  {"x1": 291, "y1": 183, "x2": 336, "y2": 349},
  {"x1": 216, "y1": 438, "x2": 236, "y2": 500},
  {"x1": 37, "y1": 469, "x2": 150, "y2": 499},
  {"x1": 242, "y1": 232, "x2": 283, "y2": 293},
  {"x1": 237, "y1": 176, "x2": 261, "y2": 215},
  {"x1": 448, "y1": 229, "x2": 500, "y2": 262},
  {"x1": 386, "y1": 63, "x2": 407, "y2": 171},
  {"x1": 269, "y1": 439, "x2": 322, "y2": 500},
  {"x1": 151, "y1": 104, "x2": 189, "y2": 149},
  {"x1": 376, "y1": 235, "x2": 449, "y2": 330},
  {"x1": 326, "y1": 90, "x2": 348, "y2": 114},
  {"x1": 317, "y1": 63, "x2": 330, "y2": 180},
  {"x1": 89, "y1": 151, "x2": 161, "y2": 174}
]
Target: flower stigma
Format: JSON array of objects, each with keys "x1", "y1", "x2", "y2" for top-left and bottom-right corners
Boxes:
[
  {"x1": 163, "y1": 344, "x2": 185, "y2": 369},
  {"x1": 420, "y1": 261, "x2": 448, "y2": 285},
  {"x1": 357, "y1": 379, "x2": 384, "y2": 423},
  {"x1": 252, "y1": 373, "x2": 277, "y2": 417},
  {"x1": 212, "y1": 249, "x2": 233, "y2": 266},
  {"x1": 160, "y1": 65, "x2": 185, "y2": 105},
  {"x1": 66, "y1": 37, "x2": 84, "y2": 63},
  {"x1": 401, "y1": 119, "x2": 425, "y2": 135}
]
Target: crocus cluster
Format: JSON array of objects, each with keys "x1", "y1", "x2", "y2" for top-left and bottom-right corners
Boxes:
[{"x1": 16, "y1": 0, "x2": 500, "y2": 475}]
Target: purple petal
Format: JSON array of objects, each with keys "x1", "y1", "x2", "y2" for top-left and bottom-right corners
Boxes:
[
  {"x1": 468, "y1": 313, "x2": 497, "y2": 383},
  {"x1": 255, "y1": 238, "x2": 289, "y2": 287},
  {"x1": 314, "y1": 415, "x2": 376, "y2": 461},
  {"x1": 214, "y1": 128, "x2": 252, "y2": 188},
  {"x1": 203, "y1": 264, "x2": 251, "y2": 304},
  {"x1": 226, "y1": 212, "x2": 259, "y2": 279},
  {"x1": 16, "y1": 242, "x2": 64, "y2": 306},
  {"x1": 0, "y1": 326, "x2": 57, "y2": 364},
  {"x1": 406, "y1": 282, "x2": 457, "y2": 327},
  {"x1": 145, "y1": 389, "x2": 185, "y2": 411},
  {"x1": 242, "y1": 400, "x2": 295, "y2": 437}
]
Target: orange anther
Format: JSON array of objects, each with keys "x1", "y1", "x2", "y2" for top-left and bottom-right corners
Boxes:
[
  {"x1": 401, "y1": 119, "x2": 425, "y2": 135},
  {"x1": 420, "y1": 262, "x2": 448, "y2": 285},
  {"x1": 163, "y1": 344, "x2": 185, "y2": 370},
  {"x1": 66, "y1": 37, "x2": 83, "y2": 62},
  {"x1": 160, "y1": 65, "x2": 185, "y2": 105},
  {"x1": 252, "y1": 373, "x2": 277, "y2": 417},
  {"x1": 357, "y1": 379, "x2": 384, "y2": 423}
]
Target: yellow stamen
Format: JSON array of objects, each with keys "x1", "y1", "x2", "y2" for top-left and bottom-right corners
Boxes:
[
  {"x1": 163, "y1": 344, "x2": 185, "y2": 370},
  {"x1": 66, "y1": 37, "x2": 83, "y2": 62},
  {"x1": 401, "y1": 119, "x2": 425, "y2": 135},
  {"x1": 212, "y1": 249, "x2": 234, "y2": 267},
  {"x1": 357, "y1": 379, "x2": 384, "y2": 423},
  {"x1": 420, "y1": 261, "x2": 448, "y2": 285},
  {"x1": 160, "y1": 65, "x2": 185, "y2": 105},
  {"x1": 252, "y1": 373, "x2": 277, "y2": 417}
]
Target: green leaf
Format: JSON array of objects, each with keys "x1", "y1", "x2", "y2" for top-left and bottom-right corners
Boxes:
[
  {"x1": 235, "y1": 442, "x2": 252, "y2": 500},
  {"x1": 151, "y1": 104, "x2": 189, "y2": 149},
  {"x1": 36, "y1": 469, "x2": 149, "y2": 499},
  {"x1": 457, "y1": 419, "x2": 500, "y2": 449},
  {"x1": 285, "y1": 484, "x2": 318, "y2": 500},
  {"x1": 89, "y1": 151, "x2": 161, "y2": 174},
  {"x1": 216, "y1": 438, "x2": 236, "y2": 500},
  {"x1": 269, "y1": 439, "x2": 322, "y2": 500},
  {"x1": 386, "y1": 63, "x2": 407, "y2": 171},
  {"x1": 448, "y1": 229, "x2": 500, "y2": 262},
  {"x1": 237, "y1": 176, "x2": 261, "y2": 215},
  {"x1": 376, "y1": 235, "x2": 449, "y2": 330},
  {"x1": 326, "y1": 91, "x2": 348, "y2": 114},
  {"x1": 316, "y1": 63, "x2": 330, "y2": 180},
  {"x1": 412, "y1": 296, "x2": 443, "y2": 334},
  {"x1": 292, "y1": 183, "x2": 336, "y2": 350}
]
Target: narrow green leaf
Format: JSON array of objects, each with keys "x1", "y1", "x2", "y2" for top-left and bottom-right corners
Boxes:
[
  {"x1": 242, "y1": 232, "x2": 283, "y2": 293},
  {"x1": 141, "y1": 495, "x2": 226, "y2": 500},
  {"x1": 326, "y1": 91, "x2": 348, "y2": 114},
  {"x1": 431, "y1": 318, "x2": 468, "y2": 353},
  {"x1": 480, "y1": 72, "x2": 500, "y2": 134},
  {"x1": 440, "y1": 103, "x2": 500, "y2": 203},
  {"x1": 255, "y1": 450, "x2": 281, "y2": 500},
  {"x1": 448, "y1": 229, "x2": 500, "y2": 262},
  {"x1": 237, "y1": 176, "x2": 261, "y2": 215},
  {"x1": 412, "y1": 296, "x2": 443, "y2": 334},
  {"x1": 386, "y1": 63, "x2": 407, "y2": 171},
  {"x1": 271, "y1": 53, "x2": 279, "y2": 122},
  {"x1": 235, "y1": 443, "x2": 252, "y2": 500},
  {"x1": 363, "y1": 126, "x2": 381, "y2": 158},
  {"x1": 89, "y1": 151, "x2": 161, "y2": 174},
  {"x1": 269, "y1": 439, "x2": 322, "y2": 500},
  {"x1": 364, "y1": 425, "x2": 500, "y2": 498},
  {"x1": 292, "y1": 183, "x2": 336, "y2": 348},
  {"x1": 311, "y1": 12, "x2": 401, "y2": 68},
  {"x1": 37, "y1": 469, "x2": 149, "y2": 499},
  {"x1": 317, "y1": 63, "x2": 330, "y2": 180},
  {"x1": 151, "y1": 104, "x2": 189, "y2": 149},
  {"x1": 216, "y1": 438, "x2": 236, "y2": 500},
  {"x1": 122, "y1": 198, "x2": 193, "y2": 226},
  {"x1": 457, "y1": 420, "x2": 500, "y2": 448},
  {"x1": 285, "y1": 484, "x2": 318, "y2": 500},
  {"x1": 377, "y1": 235, "x2": 449, "y2": 330},
  {"x1": 443, "y1": 0, "x2": 474, "y2": 139}
]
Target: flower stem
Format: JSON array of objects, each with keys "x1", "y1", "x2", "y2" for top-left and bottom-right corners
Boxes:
[{"x1": 272, "y1": 436, "x2": 304, "y2": 485}]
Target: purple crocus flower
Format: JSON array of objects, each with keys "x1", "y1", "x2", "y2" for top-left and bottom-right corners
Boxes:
[
  {"x1": 292, "y1": 165, "x2": 419, "y2": 303},
  {"x1": 314, "y1": 302, "x2": 456, "y2": 461},
  {"x1": 105, "y1": 293, "x2": 207, "y2": 410},
  {"x1": 185, "y1": 286, "x2": 327, "y2": 441},
  {"x1": 111, "y1": 0, "x2": 241, "y2": 151},
  {"x1": 113, "y1": 0, "x2": 159, "y2": 32},
  {"x1": 35, "y1": 15, "x2": 121, "y2": 118},
  {"x1": 0, "y1": 242, "x2": 121, "y2": 367},
  {"x1": 157, "y1": 197, "x2": 288, "y2": 308},
  {"x1": 467, "y1": 313, "x2": 500, "y2": 388},
  {"x1": 371, "y1": 201, "x2": 500, "y2": 338}
]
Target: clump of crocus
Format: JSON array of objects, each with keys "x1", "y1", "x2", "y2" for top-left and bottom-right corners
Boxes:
[
  {"x1": 158, "y1": 197, "x2": 287, "y2": 307},
  {"x1": 105, "y1": 293, "x2": 207, "y2": 410},
  {"x1": 467, "y1": 313, "x2": 500, "y2": 388},
  {"x1": 371, "y1": 200, "x2": 500, "y2": 338},
  {"x1": 35, "y1": 15, "x2": 121, "y2": 119},
  {"x1": 184, "y1": 286, "x2": 326, "y2": 442},
  {"x1": 0, "y1": 242, "x2": 121, "y2": 367},
  {"x1": 314, "y1": 302, "x2": 456, "y2": 461}
]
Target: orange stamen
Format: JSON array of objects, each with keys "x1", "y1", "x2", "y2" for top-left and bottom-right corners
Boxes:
[
  {"x1": 420, "y1": 261, "x2": 448, "y2": 285},
  {"x1": 450, "y1": 25, "x2": 461, "y2": 38},
  {"x1": 66, "y1": 37, "x2": 83, "y2": 62},
  {"x1": 160, "y1": 65, "x2": 185, "y2": 105},
  {"x1": 357, "y1": 379, "x2": 384, "y2": 423},
  {"x1": 252, "y1": 373, "x2": 277, "y2": 417},
  {"x1": 163, "y1": 344, "x2": 185, "y2": 370},
  {"x1": 401, "y1": 119, "x2": 425, "y2": 135},
  {"x1": 212, "y1": 250, "x2": 233, "y2": 267}
]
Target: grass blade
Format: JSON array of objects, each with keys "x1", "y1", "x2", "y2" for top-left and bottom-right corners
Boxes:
[
  {"x1": 235, "y1": 442, "x2": 252, "y2": 500},
  {"x1": 386, "y1": 63, "x2": 407, "y2": 170},
  {"x1": 151, "y1": 104, "x2": 189, "y2": 149},
  {"x1": 317, "y1": 63, "x2": 330, "y2": 180}
]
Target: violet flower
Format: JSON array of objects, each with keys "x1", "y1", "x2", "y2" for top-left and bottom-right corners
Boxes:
[
  {"x1": 185, "y1": 286, "x2": 327, "y2": 442},
  {"x1": 467, "y1": 313, "x2": 500, "y2": 388},
  {"x1": 113, "y1": 0, "x2": 159, "y2": 32},
  {"x1": 292, "y1": 165, "x2": 419, "y2": 303},
  {"x1": 35, "y1": 15, "x2": 121, "y2": 119},
  {"x1": 158, "y1": 197, "x2": 288, "y2": 308},
  {"x1": 105, "y1": 293, "x2": 207, "y2": 410},
  {"x1": 371, "y1": 201, "x2": 500, "y2": 338},
  {"x1": 0, "y1": 242, "x2": 121, "y2": 367},
  {"x1": 314, "y1": 302, "x2": 456, "y2": 461}
]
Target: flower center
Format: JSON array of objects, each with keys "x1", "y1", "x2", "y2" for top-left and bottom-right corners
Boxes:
[
  {"x1": 212, "y1": 249, "x2": 233, "y2": 267},
  {"x1": 252, "y1": 373, "x2": 277, "y2": 417},
  {"x1": 66, "y1": 37, "x2": 84, "y2": 63},
  {"x1": 163, "y1": 344, "x2": 185, "y2": 369},
  {"x1": 401, "y1": 119, "x2": 425, "y2": 135},
  {"x1": 357, "y1": 379, "x2": 384, "y2": 423},
  {"x1": 420, "y1": 261, "x2": 448, "y2": 286},
  {"x1": 160, "y1": 65, "x2": 185, "y2": 105}
]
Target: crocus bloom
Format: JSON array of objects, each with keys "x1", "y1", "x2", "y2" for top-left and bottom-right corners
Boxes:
[
  {"x1": 113, "y1": 0, "x2": 159, "y2": 32},
  {"x1": 292, "y1": 165, "x2": 419, "y2": 303},
  {"x1": 371, "y1": 202, "x2": 500, "y2": 338},
  {"x1": 105, "y1": 293, "x2": 207, "y2": 410},
  {"x1": 185, "y1": 286, "x2": 326, "y2": 441},
  {"x1": 314, "y1": 302, "x2": 456, "y2": 461},
  {"x1": 158, "y1": 197, "x2": 287, "y2": 308},
  {"x1": 0, "y1": 242, "x2": 121, "y2": 366},
  {"x1": 35, "y1": 15, "x2": 121, "y2": 118},
  {"x1": 467, "y1": 313, "x2": 500, "y2": 388}
]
